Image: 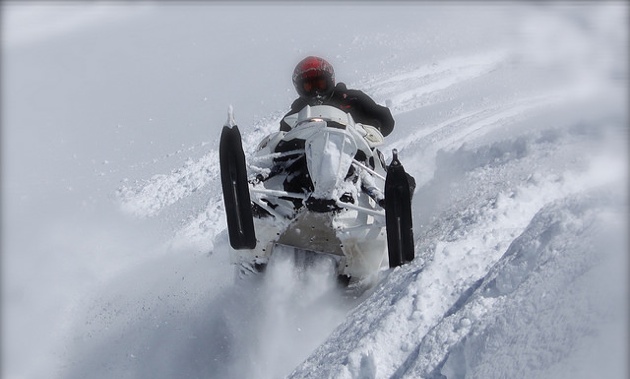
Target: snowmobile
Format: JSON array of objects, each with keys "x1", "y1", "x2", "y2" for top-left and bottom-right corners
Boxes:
[{"x1": 219, "y1": 104, "x2": 414, "y2": 283}]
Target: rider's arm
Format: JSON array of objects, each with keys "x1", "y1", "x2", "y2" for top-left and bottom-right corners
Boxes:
[{"x1": 344, "y1": 89, "x2": 395, "y2": 137}]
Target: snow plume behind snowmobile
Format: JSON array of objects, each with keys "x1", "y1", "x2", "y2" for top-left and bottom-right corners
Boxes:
[{"x1": 220, "y1": 105, "x2": 414, "y2": 283}]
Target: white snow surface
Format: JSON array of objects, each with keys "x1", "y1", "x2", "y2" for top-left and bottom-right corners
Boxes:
[{"x1": 2, "y1": 3, "x2": 627, "y2": 379}]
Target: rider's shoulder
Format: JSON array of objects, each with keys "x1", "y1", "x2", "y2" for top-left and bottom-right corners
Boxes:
[{"x1": 338, "y1": 84, "x2": 370, "y2": 100}]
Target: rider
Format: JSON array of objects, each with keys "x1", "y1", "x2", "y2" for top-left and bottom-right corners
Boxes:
[
  {"x1": 280, "y1": 56, "x2": 395, "y2": 136},
  {"x1": 275, "y1": 56, "x2": 414, "y2": 210}
]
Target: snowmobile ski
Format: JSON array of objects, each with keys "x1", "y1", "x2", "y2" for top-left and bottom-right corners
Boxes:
[
  {"x1": 220, "y1": 107, "x2": 256, "y2": 249},
  {"x1": 384, "y1": 149, "x2": 415, "y2": 268}
]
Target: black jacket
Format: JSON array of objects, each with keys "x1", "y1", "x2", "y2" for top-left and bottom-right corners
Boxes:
[{"x1": 280, "y1": 82, "x2": 395, "y2": 137}]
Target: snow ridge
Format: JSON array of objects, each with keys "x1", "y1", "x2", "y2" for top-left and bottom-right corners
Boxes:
[{"x1": 116, "y1": 153, "x2": 220, "y2": 218}]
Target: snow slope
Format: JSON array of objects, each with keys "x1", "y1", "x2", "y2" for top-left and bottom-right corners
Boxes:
[{"x1": 2, "y1": 3, "x2": 627, "y2": 379}]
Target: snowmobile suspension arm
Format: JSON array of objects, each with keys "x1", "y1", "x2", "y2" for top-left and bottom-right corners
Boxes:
[
  {"x1": 250, "y1": 188, "x2": 307, "y2": 199},
  {"x1": 352, "y1": 159, "x2": 385, "y2": 182},
  {"x1": 335, "y1": 200, "x2": 385, "y2": 218},
  {"x1": 249, "y1": 149, "x2": 305, "y2": 163},
  {"x1": 250, "y1": 196, "x2": 285, "y2": 220}
]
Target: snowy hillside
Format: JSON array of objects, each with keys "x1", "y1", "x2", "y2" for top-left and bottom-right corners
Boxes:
[{"x1": 2, "y1": 3, "x2": 627, "y2": 379}]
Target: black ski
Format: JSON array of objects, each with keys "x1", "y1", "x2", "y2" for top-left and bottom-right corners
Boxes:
[
  {"x1": 219, "y1": 109, "x2": 256, "y2": 249},
  {"x1": 384, "y1": 149, "x2": 415, "y2": 268}
]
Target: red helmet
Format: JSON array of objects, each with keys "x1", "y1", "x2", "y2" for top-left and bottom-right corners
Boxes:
[{"x1": 292, "y1": 56, "x2": 335, "y2": 100}]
